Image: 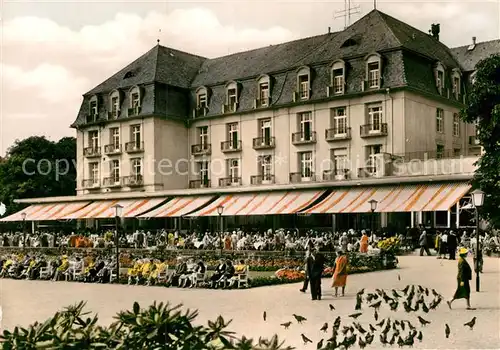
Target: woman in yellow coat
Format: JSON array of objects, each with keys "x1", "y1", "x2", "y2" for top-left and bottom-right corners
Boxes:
[{"x1": 331, "y1": 250, "x2": 348, "y2": 297}]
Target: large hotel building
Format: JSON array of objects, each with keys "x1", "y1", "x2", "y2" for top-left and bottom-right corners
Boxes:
[{"x1": 4, "y1": 10, "x2": 499, "y2": 231}]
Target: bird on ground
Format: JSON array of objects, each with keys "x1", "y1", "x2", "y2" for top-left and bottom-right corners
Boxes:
[
  {"x1": 342, "y1": 325, "x2": 354, "y2": 335},
  {"x1": 401, "y1": 285, "x2": 410, "y2": 294},
  {"x1": 464, "y1": 317, "x2": 476, "y2": 330},
  {"x1": 382, "y1": 292, "x2": 393, "y2": 304},
  {"x1": 398, "y1": 274, "x2": 401, "y2": 281},
  {"x1": 329, "y1": 303, "x2": 335, "y2": 311},
  {"x1": 422, "y1": 302, "x2": 429, "y2": 313},
  {"x1": 397, "y1": 336, "x2": 405, "y2": 347},
  {"x1": 374, "y1": 310, "x2": 379, "y2": 321},
  {"x1": 366, "y1": 292, "x2": 378, "y2": 303},
  {"x1": 403, "y1": 301, "x2": 412, "y2": 313},
  {"x1": 445, "y1": 323, "x2": 451, "y2": 338},
  {"x1": 432, "y1": 288, "x2": 442, "y2": 299},
  {"x1": 355, "y1": 294, "x2": 363, "y2": 310},
  {"x1": 403, "y1": 332, "x2": 415, "y2": 347},
  {"x1": 417, "y1": 285, "x2": 425, "y2": 294},
  {"x1": 389, "y1": 333, "x2": 396, "y2": 345},
  {"x1": 348, "y1": 312, "x2": 363, "y2": 319},
  {"x1": 376, "y1": 318, "x2": 385, "y2": 327},
  {"x1": 380, "y1": 333, "x2": 388, "y2": 345},
  {"x1": 333, "y1": 316, "x2": 341, "y2": 330},
  {"x1": 407, "y1": 321, "x2": 416, "y2": 331},
  {"x1": 354, "y1": 322, "x2": 367, "y2": 334},
  {"x1": 392, "y1": 289, "x2": 402, "y2": 299},
  {"x1": 263, "y1": 311, "x2": 266, "y2": 321},
  {"x1": 417, "y1": 331, "x2": 423, "y2": 342},
  {"x1": 400, "y1": 321, "x2": 406, "y2": 331},
  {"x1": 369, "y1": 300, "x2": 382, "y2": 310},
  {"x1": 357, "y1": 288, "x2": 365, "y2": 296},
  {"x1": 280, "y1": 321, "x2": 292, "y2": 329},
  {"x1": 365, "y1": 333, "x2": 374, "y2": 345},
  {"x1": 301, "y1": 334, "x2": 313, "y2": 345},
  {"x1": 358, "y1": 337, "x2": 367, "y2": 349},
  {"x1": 320, "y1": 322, "x2": 328, "y2": 332},
  {"x1": 316, "y1": 339, "x2": 324, "y2": 349},
  {"x1": 390, "y1": 301, "x2": 399, "y2": 311},
  {"x1": 369, "y1": 324, "x2": 377, "y2": 333},
  {"x1": 417, "y1": 316, "x2": 431, "y2": 326},
  {"x1": 293, "y1": 314, "x2": 307, "y2": 323},
  {"x1": 424, "y1": 288, "x2": 429, "y2": 296}
]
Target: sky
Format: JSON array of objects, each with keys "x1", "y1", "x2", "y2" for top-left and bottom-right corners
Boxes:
[{"x1": 0, "y1": 0, "x2": 499, "y2": 155}]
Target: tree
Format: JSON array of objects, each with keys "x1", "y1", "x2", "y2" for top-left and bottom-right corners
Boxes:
[
  {"x1": 460, "y1": 54, "x2": 500, "y2": 227},
  {"x1": 0, "y1": 136, "x2": 76, "y2": 216}
]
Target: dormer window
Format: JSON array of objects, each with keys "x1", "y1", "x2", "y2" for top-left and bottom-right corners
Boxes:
[
  {"x1": 194, "y1": 86, "x2": 209, "y2": 117},
  {"x1": 294, "y1": 66, "x2": 311, "y2": 101},
  {"x1": 434, "y1": 63, "x2": 446, "y2": 95},
  {"x1": 109, "y1": 90, "x2": 120, "y2": 119},
  {"x1": 452, "y1": 69, "x2": 461, "y2": 99},
  {"x1": 255, "y1": 74, "x2": 271, "y2": 108},
  {"x1": 88, "y1": 96, "x2": 98, "y2": 122},
  {"x1": 298, "y1": 75, "x2": 309, "y2": 99},
  {"x1": 128, "y1": 86, "x2": 141, "y2": 116},
  {"x1": 329, "y1": 60, "x2": 346, "y2": 96},
  {"x1": 364, "y1": 54, "x2": 382, "y2": 90},
  {"x1": 223, "y1": 81, "x2": 239, "y2": 113},
  {"x1": 197, "y1": 93, "x2": 207, "y2": 108}
]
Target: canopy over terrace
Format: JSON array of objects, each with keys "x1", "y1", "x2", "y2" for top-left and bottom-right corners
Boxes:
[
  {"x1": 61, "y1": 198, "x2": 166, "y2": 219},
  {"x1": 138, "y1": 195, "x2": 216, "y2": 218},
  {"x1": 0, "y1": 201, "x2": 91, "y2": 222}
]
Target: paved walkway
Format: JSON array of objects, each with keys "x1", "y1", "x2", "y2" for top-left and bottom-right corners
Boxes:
[{"x1": 1, "y1": 255, "x2": 499, "y2": 349}]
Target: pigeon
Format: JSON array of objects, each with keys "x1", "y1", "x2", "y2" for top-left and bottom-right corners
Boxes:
[
  {"x1": 280, "y1": 321, "x2": 292, "y2": 329},
  {"x1": 354, "y1": 322, "x2": 367, "y2": 334},
  {"x1": 398, "y1": 274, "x2": 401, "y2": 281},
  {"x1": 358, "y1": 337, "x2": 367, "y2": 349},
  {"x1": 376, "y1": 319, "x2": 385, "y2": 327},
  {"x1": 349, "y1": 312, "x2": 363, "y2": 319},
  {"x1": 464, "y1": 317, "x2": 476, "y2": 330},
  {"x1": 357, "y1": 288, "x2": 365, "y2": 296},
  {"x1": 392, "y1": 289, "x2": 402, "y2": 298},
  {"x1": 316, "y1": 339, "x2": 324, "y2": 349},
  {"x1": 333, "y1": 316, "x2": 341, "y2": 329},
  {"x1": 404, "y1": 332, "x2": 415, "y2": 347},
  {"x1": 365, "y1": 333, "x2": 374, "y2": 344},
  {"x1": 400, "y1": 321, "x2": 406, "y2": 331},
  {"x1": 422, "y1": 302, "x2": 429, "y2": 313},
  {"x1": 355, "y1": 294, "x2": 363, "y2": 310},
  {"x1": 390, "y1": 301, "x2": 399, "y2": 311},
  {"x1": 417, "y1": 316, "x2": 431, "y2": 326},
  {"x1": 320, "y1": 322, "x2": 328, "y2": 332},
  {"x1": 380, "y1": 333, "x2": 388, "y2": 345},
  {"x1": 401, "y1": 285, "x2": 410, "y2": 294},
  {"x1": 397, "y1": 336, "x2": 405, "y2": 347},
  {"x1": 293, "y1": 314, "x2": 307, "y2": 323},
  {"x1": 370, "y1": 300, "x2": 382, "y2": 310},
  {"x1": 403, "y1": 301, "x2": 412, "y2": 313},
  {"x1": 417, "y1": 331, "x2": 423, "y2": 342},
  {"x1": 263, "y1": 311, "x2": 267, "y2": 321},
  {"x1": 369, "y1": 324, "x2": 377, "y2": 333},
  {"x1": 432, "y1": 288, "x2": 442, "y2": 298},
  {"x1": 301, "y1": 334, "x2": 313, "y2": 345},
  {"x1": 389, "y1": 333, "x2": 396, "y2": 345},
  {"x1": 329, "y1": 303, "x2": 335, "y2": 311},
  {"x1": 366, "y1": 293, "x2": 378, "y2": 303},
  {"x1": 424, "y1": 288, "x2": 429, "y2": 296},
  {"x1": 374, "y1": 310, "x2": 379, "y2": 321},
  {"x1": 445, "y1": 323, "x2": 451, "y2": 338}
]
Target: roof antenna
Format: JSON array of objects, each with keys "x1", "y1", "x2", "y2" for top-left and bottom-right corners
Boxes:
[
  {"x1": 157, "y1": 29, "x2": 161, "y2": 45},
  {"x1": 374, "y1": 0, "x2": 377, "y2": 9},
  {"x1": 334, "y1": 0, "x2": 361, "y2": 29}
]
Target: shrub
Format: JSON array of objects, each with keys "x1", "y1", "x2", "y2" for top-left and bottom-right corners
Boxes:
[{"x1": 0, "y1": 301, "x2": 292, "y2": 350}]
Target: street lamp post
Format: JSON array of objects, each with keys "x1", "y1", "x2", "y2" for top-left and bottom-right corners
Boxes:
[
  {"x1": 112, "y1": 204, "x2": 124, "y2": 283},
  {"x1": 470, "y1": 189, "x2": 485, "y2": 292},
  {"x1": 368, "y1": 199, "x2": 378, "y2": 234},
  {"x1": 217, "y1": 205, "x2": 224, "y2": 255},
  {"x1": 21, "y1": 212, "x2": 27, "y2": 247}
]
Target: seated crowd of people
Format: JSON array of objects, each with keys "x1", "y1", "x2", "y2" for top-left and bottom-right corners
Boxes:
[{"x1": 0, "y1": 253, "x2": 249, "y2": 289}]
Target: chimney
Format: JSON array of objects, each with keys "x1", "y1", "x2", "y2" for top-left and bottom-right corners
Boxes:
[
  {"x1": 472, "y1": 36, "x2": 477, "y2": 45},
  {"x1": 430, "y1": 23, "x2": 440, "y2": 41},
  {"x1": 328, "y1": 26, "x2": 331, "y2": 33}
]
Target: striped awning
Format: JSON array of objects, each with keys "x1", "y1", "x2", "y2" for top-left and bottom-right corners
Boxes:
[
  {"x1": 139, "y1": 196, "x2": 216, "y2": 218},
  {"x1": 0, "y1": 202, "x2": 91, "y2": 222},
  {"x1": 61, "y1": 198, "x2": 166, "y2": 219},
  {"x1": 187, "y1": 190, "x2": 325, "y2": 216},
  {"x1": 302, "y1": 182, "x2": 471, "y2": 214}
]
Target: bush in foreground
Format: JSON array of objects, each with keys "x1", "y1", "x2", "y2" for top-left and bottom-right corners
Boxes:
[{"x1": 0, "y1": 301, "x2": 293, "y2": 350}]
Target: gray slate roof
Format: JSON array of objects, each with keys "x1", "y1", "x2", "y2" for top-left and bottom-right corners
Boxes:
[{"x1": 450, "y1": 39, "x2": 500, "y2": 72}]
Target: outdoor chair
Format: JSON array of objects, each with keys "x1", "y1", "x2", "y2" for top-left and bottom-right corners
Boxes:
[
  {"x1": 156, "y1": 265, "x2": 169, "y2": 284},
  {"x1": 237, "y1": 266, "x2": 249, "y2": 288},
  {"x1": 39, "y1": 264, "x2": 53, "y2": 280},
  {"x1": 72, "y1": 263, "x2": 86, "y2": 281},
  {"x1": 192, "y1": 271, "x2": 207, "y2": 287}
]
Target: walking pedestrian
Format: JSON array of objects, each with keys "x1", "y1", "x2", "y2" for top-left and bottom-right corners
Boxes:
[
  {"x1": 419, "y1": 231, "x2": 432, "y2": 256},
  {"x1": 447, "y1": 247, "x2": 473, "y2": 310},
  {"x1": 448, "y1": 230, "x2": 458, "y2": 260},
  {"x1": 299, "y1": 241, "x2": 313, "y2": 293},
  {"x1": 332, "y1": 249, "x2": 348, "y2": 297},
  {"x1": 309, "y1": 247, "x2": 324, "y2": 301}
]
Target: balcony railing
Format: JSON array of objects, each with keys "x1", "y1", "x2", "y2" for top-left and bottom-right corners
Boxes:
[
  {"x1": 103, "y1": 177, "x2": 122, "y2": 187},
  {"x1": 325, "y1": 127, "x2": 351, "y2": 141},
  {"x1": 291, "y1": 131, "x2": 317, "y2": 145},
  {"x1": 219, "y1": 177, "x2": 241, "y2": 187},
  {"x1": 221, "y1": 140, "x2": 242, "y2": 153},
  {"x1": 394, "y1": 149, "x2": 466, "y2": 161},
  {"x1": 122, "y1": 175, "x2": 143, "y2": 187},
  {"x1": 222, "y1": 103, "x2": 237, "y2": 114},
  {"x1": 254, "y1": 98, "x2": 271, "y2": 108},
  {"x1": 104, "y1": 144, "x2": 122, "y2": 155},
  {"x1": 83, "y1": 146, "x2": 101, "y2": 158},
  {"x1": 127, "y1": 106, "x2": 141, "y2": 117},
  {"x1": 189, "y1": 179, "x2": 211, "y2": 188},
  {"x1": 82, "y1": 179, "x2": 100, "y2": 189},
  {"x1": 193, "y1": 106, "x2": 209, "y2": 118},
  {"x1": 125, "y1": 141, "x2": 144, "y2": 153},
  {"x1": 323, "y1": 169, "x2": 350, "y2": 181},
  {"x1": 360, "y1": 123, "x2": 388, "y2": 137},
  {"x1": 191, "y1": 144, "x2": 212, "y2": 156},
  {"x1": 250, "y1": 174, "x2": 275, "y2": 185},
  {"x1": 358, "y1": 167, "x2": 377, "y2": 178},
  {"x1": 290, "y1": 172, "x2": 316, "y2": 183},
  {"x1": 469, "y1": 136, "x2": 481, "y2": 146},
  {"x1": 86, "y1": 114, "x2": 99, "y2": 124},
  {"x1": 252, "y1": 136, "x2": 275, "y2": 150},
  {"x1": 107, "y1": 111, "x2": 119, "y2": 120}
]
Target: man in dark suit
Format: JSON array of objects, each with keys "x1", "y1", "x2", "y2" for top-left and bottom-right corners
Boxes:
[
  {"x1": 308, "y1": 247, "x2": 325, "y2": 301},
  {"x1": 448, "y1": 230, "x2": 458, "y2": 260},
  {"x1": 300, "y1": 241, "x2": 314, "y2": 293}
]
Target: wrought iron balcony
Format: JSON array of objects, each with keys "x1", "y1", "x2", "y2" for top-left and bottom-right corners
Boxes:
[
  {"x1": 252, "y1": 136, "x2": 275, "y2": 150},
  {"x1": 127, "y1": 106, "x2": 141, "y2": 117},
  {"x1": 191, "y1": 144, "x2": 211, "y2": 156},
  {"x1": 219, "y1": 177, "x2": 241, "y2": 187},
  {"x1": 221, "y1": 140, "x2": 242, "y2": 153},
  {"x1": 125, "y1": 141, "x2": 144, "y2": 153},
  {"x1": 254, "y1": 98, "x2": 271, "y2": 108},
  {"x1": 250, "y1": 174, "x2": 275, "y2": 185},
  {"x1": 103, "y1": 177, "x2": 122, "y2": 187},
  {"x1": 189, "y1": 179, "x2": 211, "y2": 188},
  {"x1": 104, "y1": 144, "x2": 122, "y2": 155},
  {"x1": 83, "y1": 146, "x2": 101, "y2": 158},
  {"x1": 358, "y1": 167, "x2": 377, "y2": 178},
  {"x1": 107, "y1": 111, "x2": 119, "y2": 120},
  {"x1": 222, "y1": 103, "x2": 237, "y2": 113},
  {"x1": 82, "y1": 179, "x2": 100, "y2": 189},
  {"x1": 291, "y1": 131, "x2": 317, "y2": 145},
  {"x1": 122, "y1": 175, "x2": 143, "y2": 187},
  {"x1": 289, "y1": 172, "x2": 316, "y2": 183},
  {"x1": 360, "y1": 123, "x2": 388, "y2": 137},
  {"x1": 193, "y1": 106, "x2": 209, "y2": 118},
  {"x1": 86, "y1": 114, "x2": 99, "y2": 124},
  {"x1": 325, "y1": 127, "x2": 351, "y2": 141},
  {"x1": 323, "y1": 169, "x2": 350, "y2": 181}
]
